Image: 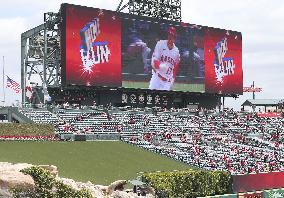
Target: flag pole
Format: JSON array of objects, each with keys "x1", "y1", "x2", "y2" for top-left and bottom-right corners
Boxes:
[{"x1": 2, "y1": 56, "x2": 5, "y2": 106}]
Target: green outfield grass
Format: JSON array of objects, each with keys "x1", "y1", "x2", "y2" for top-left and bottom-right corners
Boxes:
[
  {"x1": 122, "y1": 81, "x2": 205, "y2": 92},
  {"x1": 0, "y1": 141, "x2": 190, "y2": 185}
]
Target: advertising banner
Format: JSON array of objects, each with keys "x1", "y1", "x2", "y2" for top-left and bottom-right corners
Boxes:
[
  {"x1": 197, "y1": 194, "x2": 237, "y2": 198},
  {"x1": 232, "y1": 172, "x2": 284, "y2": 193},
  {"x1": 238, "y1": 192, "x2": 263, "y2": 198},
  {"x1": 256, "y1": 112, "x2": 282, "y2": 118}
]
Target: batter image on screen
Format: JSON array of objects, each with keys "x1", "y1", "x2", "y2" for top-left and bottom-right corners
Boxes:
[
  {"x1": 149, "y1": 27, "x2": 180, "y2": 90},
  {"x1": 193, "y1": 35, "x2": 205, "y2": 78},
  {"x1": 122, "y1": 17, "x2": 206, "y2": 92}
]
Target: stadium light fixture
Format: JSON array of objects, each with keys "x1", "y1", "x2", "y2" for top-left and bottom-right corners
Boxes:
[{"x1": 117, "y1": 0, "x2": 181, "y2": 21}]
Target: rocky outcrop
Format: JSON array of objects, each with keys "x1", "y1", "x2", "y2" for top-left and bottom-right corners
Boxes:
[
  {"x1": 110, "y1": 191, "x2": 140, "y2": 198},
  {"x1": 0, "y1": 162, "x2": 155, "y2": 198},
  {"x1": 107, "y1": 180, "x2": 128, "y2": 195},
  {"x1": 0, "y1": 162, "x2": 35, "y2": 197},
  {"x1": 60, "y1": 178, "x2": 105, "y2": 198}
]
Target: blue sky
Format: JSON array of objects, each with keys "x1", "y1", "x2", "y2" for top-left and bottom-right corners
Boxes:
[{"x1": 0, "y1": 0, "x2": 283, "y2": 109}]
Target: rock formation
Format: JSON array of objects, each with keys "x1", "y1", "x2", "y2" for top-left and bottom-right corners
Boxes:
[
  {"x1": 0, "y1": 162, "x2": 155, "y2": 198},
  {"x1": 0, "y1": 162, "x2": 34, "y2": 197}
]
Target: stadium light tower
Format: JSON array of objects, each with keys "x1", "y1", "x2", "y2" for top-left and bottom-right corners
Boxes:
[
  {"x1": 117, "y1": 0, "x2": 128, "y2": 11},
  {"x1": 117, "y1": 0, "x2": 182, "y2": 22}
]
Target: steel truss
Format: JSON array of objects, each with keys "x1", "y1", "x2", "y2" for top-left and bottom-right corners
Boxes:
[
  {"x1": 21, "y1": 1, "x2": 182, "y2": 105},
  {"x1": 21, "y1": 12, "x2": 61, "y2": 105}
]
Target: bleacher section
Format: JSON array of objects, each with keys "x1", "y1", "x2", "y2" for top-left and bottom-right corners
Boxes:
[
  {"x1": 19, "y1": 108, "x2": 60, "y2": 124},
  {"x1": 15, "y1": 106, "x2": 284, "y2": 175}
]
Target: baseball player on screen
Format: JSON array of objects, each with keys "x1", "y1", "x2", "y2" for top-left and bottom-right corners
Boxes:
[{"x1": 149, "y1": 26, "x2": 180, "y2": 90}]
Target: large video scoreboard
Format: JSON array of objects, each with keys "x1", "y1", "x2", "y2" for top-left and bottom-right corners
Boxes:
[{"x1": 61, "y1": 3, "x2": 242, "y2": 94}]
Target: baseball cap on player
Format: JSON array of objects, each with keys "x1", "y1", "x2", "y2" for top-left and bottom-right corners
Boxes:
[{"x1": 168, "y1": 26, "x2": 177, "y2": 38}]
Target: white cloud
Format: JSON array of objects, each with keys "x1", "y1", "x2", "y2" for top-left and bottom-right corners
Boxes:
[
  {"x1": 180, "y1": 0, "x2": 284, "y2": 109},
  {"x1": 0, "y1": 17, "x2": 28, "y2": 104},
  {"x1": 0, "y1": 17, "x2": 27, "y2": 45}
]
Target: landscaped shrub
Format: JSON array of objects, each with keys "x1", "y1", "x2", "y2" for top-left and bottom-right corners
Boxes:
[
  {"x1": 142, "y1": 169, "x2": 232, "y2": 198},
  {"x1": 0, "y1": 123, "x2": 54, "y2": 136}
]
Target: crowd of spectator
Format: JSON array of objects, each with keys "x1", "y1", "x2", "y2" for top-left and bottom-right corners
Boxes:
[
  {"x1": 120, "y1": 108, "x2": 284, "y2": 175},
  {"x1": 19, "y1": 105, "x2": 284, "y2": 175}
]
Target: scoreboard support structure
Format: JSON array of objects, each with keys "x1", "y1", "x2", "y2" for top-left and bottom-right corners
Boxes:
[
  {"x1": 20, "y1": 1, "x2": 242, "y2": 107},
  {"x1": 21, "y1": 0, "x2": 182, "y2": 105},
  {"x1": 21, "y1": 12, "x2": 61, "y2": 105}
]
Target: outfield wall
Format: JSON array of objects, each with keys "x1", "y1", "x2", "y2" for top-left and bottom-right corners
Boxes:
[
  {"x1": 59, "y1": 133, "x2": 120, "y2": 141},
  {"x1": 232, "y1": 171, "x2": 284, "y2": 193},
  {"x1": 199, "y1": 188, "x2": 284, "y2": 197}
]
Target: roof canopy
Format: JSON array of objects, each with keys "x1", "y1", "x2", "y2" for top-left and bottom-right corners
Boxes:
[{"x1": 241, "y1": 99, "x2": 282, "y2": 107}]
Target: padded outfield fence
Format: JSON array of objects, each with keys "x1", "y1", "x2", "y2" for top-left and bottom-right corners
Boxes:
[{"x1": 198, "y1": 188, "x2": 284, "y2": 198}]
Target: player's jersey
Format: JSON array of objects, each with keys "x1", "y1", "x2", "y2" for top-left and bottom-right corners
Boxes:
[{"x1": 152, "y1": 40, "x2": 180, "y2": 81}]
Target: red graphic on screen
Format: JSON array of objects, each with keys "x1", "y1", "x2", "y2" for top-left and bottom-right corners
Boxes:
[
  {"x1": 65, "y1": 5, "x2": 121, "y2": 86},
  {"x1": 204, "y1": 28, "x2": 242, "y2": 94}
]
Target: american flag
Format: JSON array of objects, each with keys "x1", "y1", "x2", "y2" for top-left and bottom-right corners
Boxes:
[{"x1": 6, "y1": 76, "x2": 21, "y2": 93}]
